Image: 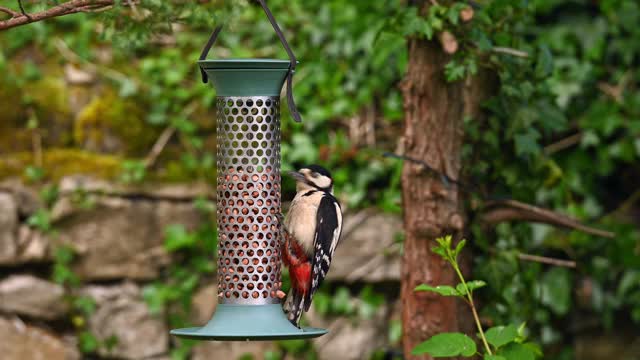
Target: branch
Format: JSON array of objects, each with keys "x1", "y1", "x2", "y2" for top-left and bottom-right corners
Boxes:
[
  {"x1": 0, "y1": 6, "x2": 20, "y2": 18},
  {"x1": 384, "y1": 152, "x2": 614, "y2": 238},
  {"x1": 518, "y1": 253, "x2": 576, "y2": 268},
  {"x1": 143, "y1": 126, "x2": 176, "y2": 169},
  {"x1": 0, "y1": 0, "x2": 114, "y2": 31},
  {"x1": 492, "y1": 46, "x2": 529, "y2": 58},
  {"x1": 544, "y1": 132, "x2": 582, "y2": 155},
  {"x1": 17, "y1": 0, "x2": 31, "y2": 20},
  {"x1": 481, "y1": 199, "x2": 614, "y2": 238}
]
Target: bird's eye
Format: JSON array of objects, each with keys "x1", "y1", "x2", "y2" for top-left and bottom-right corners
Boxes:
[{"x1": 311, "y1": 172, "x2": 319, "y2": 178}]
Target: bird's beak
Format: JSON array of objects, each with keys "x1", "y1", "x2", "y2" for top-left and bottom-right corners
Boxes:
[{"x1": 287, "y1": 171, "x2": 307, "y2": 183}]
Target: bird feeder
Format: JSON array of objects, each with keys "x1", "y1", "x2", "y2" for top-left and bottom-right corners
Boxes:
[{"x1": 170, "y1": 1, "x2": 327, "y2": 341}]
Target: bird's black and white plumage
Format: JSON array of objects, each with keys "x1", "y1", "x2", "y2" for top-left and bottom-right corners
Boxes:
[{"x1": 281, "y1": 165, "x2": 343, "y2": 327}]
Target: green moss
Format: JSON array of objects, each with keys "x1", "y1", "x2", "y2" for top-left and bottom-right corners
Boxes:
[
  {"x1": 0, "y1": 149, "x2": 122, "y2": 181},
  {"x1": 74, "y1": 92, "x2": 157, "y2": 156},
  {"x1": 0, "y1": 76, "x2": 75, "y2": 149},
  {"x1": 24, "y1": 77, "x2": 72, "y2": 119},
  {"x1": 0, "y1": 76, "x2": 26, "y2": 124}
]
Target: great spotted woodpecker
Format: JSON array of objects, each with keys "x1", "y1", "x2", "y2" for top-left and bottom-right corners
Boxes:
[{"x1": 280, "y1": 165, "x2": 343, "y2": 327}]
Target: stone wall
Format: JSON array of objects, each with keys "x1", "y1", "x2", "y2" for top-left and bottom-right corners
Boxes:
[{"x1": 0, "y1": 176, "x2": 403, "y2": 360}]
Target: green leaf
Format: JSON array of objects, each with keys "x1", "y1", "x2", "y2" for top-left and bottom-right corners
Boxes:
[
  {"x1": 27, "y1": 209, "x2": 52, "y2": 232},
  {"x1": 79, "y1": 331, "x2": 99, "y2": 354},
  {"x1": 415, "y1": 284, "x2": 460, "y2": 296},
  {"x1": 484, "y1": 356, "x2": 507, "y2": 360},
  {"x1": 164, "y1": 224, "x2": 197, "y2": 252},
  {"x1": 485, "y1": 324, "x2": 518, "y2": 349},
  {"x1": 331, "y1": 287, "x2": 355, "y2": 314},
  {"x1": 535, "y1": 45, "x2": 553, "y2": 77},
  {"x1": 24, "y1": 165, "x2": 45, "y2": 182},
  {"x1": 454, "y1": 239, "x2": 466, "y2": 257},
  {"x1": 498, "y1": 343, "x2": 539, "y2": 360},
  {"x1": 539, "y1": 268, "x2": 572, "y2": 315},
  {"x1": 514, "y1": 128, "x2": 541, "y2": 156},
  {"x1": 445, "y1": 61, "x2": 466, "y2": 82},
  {"x1": 412, "y1": 332, "x2": 477, "y2": 357},
  {"x1": 456, "y1": 280, "x2": 487, "y2": 295}
]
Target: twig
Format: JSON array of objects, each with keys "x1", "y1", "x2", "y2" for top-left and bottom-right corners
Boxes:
[
  {"x1": 144, "y1": 101, "x2": 199, "y2": 169},
  {"x1": 385, "y1": 152, "x2": 613, "y2": 238},
  {"x1": 383, "y1": 152, "x2": 479, "y2": 192},
  {"x1": 143, "y1": 126, "x2": 176, "y2": 169},
  {"x1": 605, "y1": 188, "x2": 640, "y2": 218},
  {"x1": 126, "y1": 0, "x2": 140, "y2": 18},
  {"x1": 31, "y1": 128, "x2": 42, "y2": 168},
  {"x1": 17, "y1": 0, "x2": 31, "y2": 20},
  {"x1": 0, "y1": 6, "x2": 20, "y2": 18},
  {"x1": 518, "y1": 253, "x2": 576, "y2": 268},
  {"x1": 54, "y1": 38, "x2": 128, "y2": 83},
  {"x1": 482, "y1": 199, "x2": 614, "y2": 238},
  {"x1": 492, "y1": 46, "x2": 529, "y2": 58},
  {"x1": 451, "y1": 257, "x2": 492, "y2": 355},
  {"x1": 544, "y1": 132, "x2": 583, "y2": 155},
  {"x1": 0, "y1": 0, "x2": 114, "y2": 31}
]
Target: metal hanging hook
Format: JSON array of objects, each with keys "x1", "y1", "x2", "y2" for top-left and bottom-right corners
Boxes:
[{"x1": 199, "y1": 0, "x2": 303, "y2": 122}]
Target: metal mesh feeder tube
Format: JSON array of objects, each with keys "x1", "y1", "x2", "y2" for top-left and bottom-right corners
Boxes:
[{"x1": 169, "y1": 59, "x2": 327, "y2": 341}]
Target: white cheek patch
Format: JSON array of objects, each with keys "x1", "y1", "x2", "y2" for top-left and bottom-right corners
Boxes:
[{"x1": 314, "y1": 175, "x2": 332, "y2": 189}]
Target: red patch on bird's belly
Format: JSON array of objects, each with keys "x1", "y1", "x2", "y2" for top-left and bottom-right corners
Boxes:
[{"x1": 291, "y1": 263, "x2": 311, "y2": 294}]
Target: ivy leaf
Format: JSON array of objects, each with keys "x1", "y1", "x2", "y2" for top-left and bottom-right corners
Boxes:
[
  {"x1": 485, "y1": 324, "x2": 518, "y2": 349},
  {"x1": 447, "y1": 6, "x2": 460, "y2": 25},
  {"x1": 412, "y1": 332, "x2": 477, "y2": 357},
  {"x1": 484, "y1": 356, "x2": 507, "y2": 360},
  {"x1": 514, "y1": 129, "x2": 541, "y2": 156},
  {"x1": 535, "y1": 45, "x2": 554, "y2": 78},
  {"x1": 415, "y1": 284, "x2": 460, "y2": 296},
  {"x1": 445, "y1": 61, "x2": 466, "y2": 82},
  {"x1": 540, "y1": 268, "x2": 571, "y2": 315}
]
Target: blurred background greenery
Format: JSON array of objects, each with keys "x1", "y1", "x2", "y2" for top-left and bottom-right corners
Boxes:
[{"x1": 0, "y1": 0, "x2": 639, "y2": 359}]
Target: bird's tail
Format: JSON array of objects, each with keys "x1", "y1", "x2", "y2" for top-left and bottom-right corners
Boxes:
[{"x1": 283, "y1": 287, "x2": 305, "y2": 328}]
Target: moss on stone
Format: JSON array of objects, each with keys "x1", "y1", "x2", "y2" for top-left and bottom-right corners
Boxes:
[
  {"x1": 0, "y1": 76, "x2": 75, "y2": 151},
  {"x1": 74, "y1": 92, "x2": 157, "y2": 156},
  {"x1": 0, "y1": 149, "x2": 122, "y2": 181},
  {"x1": 24, "y1": 77, "x2": 72, "y2": 119}
]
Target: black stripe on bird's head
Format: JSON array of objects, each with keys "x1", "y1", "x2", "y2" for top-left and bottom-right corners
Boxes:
[{"x1": 288, "y1": 164, "x2": 333, "y2": 192}]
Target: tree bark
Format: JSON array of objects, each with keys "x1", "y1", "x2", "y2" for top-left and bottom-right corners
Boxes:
[{"x1": 400, "y1": 13, "x2": 495, "y2": 358}]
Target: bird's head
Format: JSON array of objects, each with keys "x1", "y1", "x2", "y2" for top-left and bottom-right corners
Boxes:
[{"x1": 288, "y1": 165, "x2": 333, "y2": 193}]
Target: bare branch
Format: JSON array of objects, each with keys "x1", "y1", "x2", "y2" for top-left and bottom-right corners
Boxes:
[
  {"x1": 492, "y1": 46, "x2": 529, "y2": 58},
  {"x1": 144, "y1": 126, "x2": 176, "y2": 169},
  {"x1": 518, "y1": 253, "x2": 576, "y2": 268},
  {"x1": 0, "y1": 0, "x2": 114, "y2": 31},
  {"x1": 481, "y1": 199, "x2": 614, "y2": 238},
  {"x1": 544, "y1": 132, "x2": 583, "y2": 155},
  {"x1": 0, "y1": 6, "x2": 20, "y2": 18},
  {"x1": 17, "y1": 0, "x2": 31, "y2": 20}
]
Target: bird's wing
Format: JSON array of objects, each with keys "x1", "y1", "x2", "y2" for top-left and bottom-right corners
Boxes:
[{"x1": 304, "y1": 193, "x2": 342, "y2": 311}]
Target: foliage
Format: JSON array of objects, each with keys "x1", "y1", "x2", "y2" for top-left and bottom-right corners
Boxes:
[
  {"x1": 22, "y1": 175, "x2": 115, "y2": 356},
  {"x1": 413, "y1": 236, "x2": 542, "y2": 360},
  {"x1": 1, "y1": 0, "x2": 640, "y2": 358},
  {"x1": 386, "y1": 0, "x2": 640, "y2": 357},
  {"x1": 141, "y1": 198, "x2": 217, "y2": 359}
]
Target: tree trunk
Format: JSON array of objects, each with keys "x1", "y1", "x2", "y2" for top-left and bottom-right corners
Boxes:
[{"x1": 400, "y1": 18, "x2": 493, "y2": 359}]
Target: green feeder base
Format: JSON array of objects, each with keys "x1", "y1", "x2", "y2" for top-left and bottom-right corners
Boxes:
[{"x1": 170, "y1": 304, "x2": 327, "y2": 341}]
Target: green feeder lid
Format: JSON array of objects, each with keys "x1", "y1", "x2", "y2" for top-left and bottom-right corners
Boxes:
[
  {"x1": 170, "y1": 304, "x2": 327, "y2": 341},
  {"x1": 198, "y1": 58, "x2": 292, "y2": 70},
  {"x1": 198, "y1": 59, "x2": 296, "y2": 97}
]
